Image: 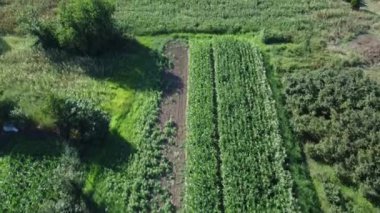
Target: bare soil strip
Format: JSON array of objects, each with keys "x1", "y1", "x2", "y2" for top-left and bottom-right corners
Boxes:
[
  {"x1": 349, "y1": 34, "x2": 380, "y2": 65},
  {"x1": 160, "y1": 42, "x2": 188, "y2": 210}
]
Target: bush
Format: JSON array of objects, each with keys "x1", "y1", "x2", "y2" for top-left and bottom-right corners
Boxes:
[
  {"x1": 52, "y1": 98, "x2": 109, "y2": 145},
  {"x1": 31, "y1": 0, "x2": 119, "y2": 55},
  {"x1": 285, "y1": 69, "x2": 380, "y2": 205}
]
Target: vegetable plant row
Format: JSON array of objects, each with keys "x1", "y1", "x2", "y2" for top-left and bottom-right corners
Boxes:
[
  {"x1": 213, "y1": 38, "x2": 296, "y2": 212},
  {"x1": 185, "y1": 40, "x2": 222, "y2": 212},
  {"x1": 185, "y1": 38, "x2": 296, "y2": 212}
]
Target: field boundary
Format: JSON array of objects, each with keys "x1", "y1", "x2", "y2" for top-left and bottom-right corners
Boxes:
[{"x1": 160, "y1": 41, "x2": 189, "y2": 210}]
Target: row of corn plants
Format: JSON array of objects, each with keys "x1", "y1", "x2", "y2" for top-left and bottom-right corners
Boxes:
[
  {"x1": 213, "y1": 38, "x2": 297, "y2": 212},
  {"x1": 184, "y1": 40, "x2": 222, "y2": 212}
]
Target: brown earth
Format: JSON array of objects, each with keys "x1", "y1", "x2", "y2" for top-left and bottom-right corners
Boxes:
[
  {"x1": 349, "y1": 34, "x2": 380, "y2": 65},
  {"x1": 159, "y1": 41, "x2": 188, "y2": 211}
]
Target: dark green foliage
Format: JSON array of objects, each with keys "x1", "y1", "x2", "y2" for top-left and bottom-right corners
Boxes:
[
  {"x1": 285, "y1": 69, "x2": 380, "y2": 205},
  {"x1": 31, "y1": 0, "x2": 119, "y2": 55},
  {"x1": 0, "y1": 99, "x2": 15, "y2": 123},
  {"x1": 55, "y1": 0, "x2": 117, "y2": 55},
  {"x1": 185, "y1": 40, "x2": 222, "y2": 212},
  {"x1": 0, "y1": 37, "x2": 10, "y2": 55},
  {"x1": 262, "y1": 30, "x2": 293, "y2": 44},
  {"x1": 0, "y1": 99, "x2": 34, "y2": 130},
  {"x1": 214, "y1": 38, "x2": 296, "y2": 211},
  {"x1": 351, "y1": 0, "x2": 363, "y2": 10},
  {"x1": 52, "y1": 98, "x2": 109, "y2": 144},
  {"x1": 0, "y1": 144, "x2": 88, "y2": 212},
  {"x1": 323, "y1": 181, "x2": 353, "y2": 212}
]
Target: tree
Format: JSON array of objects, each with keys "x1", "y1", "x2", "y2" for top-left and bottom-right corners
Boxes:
[
  {"x1": 285, "y1": 69, "x2": 380, "y2": 205},
  {"x1": 31, "y1": 0, "x2": 119, "y2": 55},
  {"x1": 52, "y1": 98, "x2": 109, "y2": 145}
]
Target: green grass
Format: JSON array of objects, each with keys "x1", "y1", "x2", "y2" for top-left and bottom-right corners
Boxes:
[
  {"x1": 115, "y1": 0, "x2": 377, "y2": 43},
  {"x1": 0, "y1": 0, "x2": 58, "y2": 34}
]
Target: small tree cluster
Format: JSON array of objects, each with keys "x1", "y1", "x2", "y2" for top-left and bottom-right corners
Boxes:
[
  {"x1": 52, "y1": 98, "x2": 109, "y2": 145},
  {"x1": 30, "y1": 0, "x2": 119, "y2": 55},
  {"x1": 285, "y1": 69, "x2": 380, "y2": 205}
]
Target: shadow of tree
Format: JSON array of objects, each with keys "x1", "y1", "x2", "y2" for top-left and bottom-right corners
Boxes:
[
  {"x1": 0, "y1": 127, "x2": 135, "y2": 170},
  {"x1": 0, "y1": 128, "x2": 135, "y2": 210},
  {"x1": 0, "y1": 133, "x2": 62, "y2": 158},
  {"x1": 82, "y1": 191, "x2": 106, "y2": 213},
  {"x1": 81, "y1": 130, "x2": 136, "y2": 170},
  {"x1": 0, "y1": 37, "x2": 10, "y2": 55},
  {"x1": 42, "y1": 37, "x2": 168, "y2": 92},
  {"x1": 161, "y1": 71, "x2": 184, "y2": 97}
]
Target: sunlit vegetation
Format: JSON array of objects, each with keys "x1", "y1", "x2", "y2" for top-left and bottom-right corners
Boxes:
[
  {"x1": 185, "y1": 39, "x2": 222, "y2": 212},
  {"x1": 214, "y1": 38, "x2": 296, "y2": 212}
]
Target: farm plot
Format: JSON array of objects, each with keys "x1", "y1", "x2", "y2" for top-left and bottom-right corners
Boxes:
[
  {"x1": 185, "y1": 38, "x2": 297, "y2": 212},
  {"x1": 213, "y1": 38, "x2": 296, "y2": 212},
  {"x1": 185, "y1": 40, "x2": 222, "y2": 212}
]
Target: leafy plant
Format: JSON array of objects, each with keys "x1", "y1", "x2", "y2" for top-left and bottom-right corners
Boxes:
[
  {"x1": 285, "y1": 69, "x2": 380, "y2": 205},
  {"x1": 213, "y1": 38, "x2": 296, "y2": 212},
  {"x1": 186, "y1": 38, "x2": 297, "y2": 212},
  {"x1": 185, "y1": 39, "x2": 222, "y2": 212},
  {"x1": 51, "y1": 98, "x2": 109, "y2": 145},
  {"x1": 30, "y1": 0, "x2": 119, "y2": 55}
]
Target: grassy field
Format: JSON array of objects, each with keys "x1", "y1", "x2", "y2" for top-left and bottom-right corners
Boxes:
[{"x1": 115, "y1": 0, "x2": 373, "y2": 37}]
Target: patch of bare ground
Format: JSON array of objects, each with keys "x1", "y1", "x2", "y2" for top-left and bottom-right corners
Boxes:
[
  {"x1": 159, "y1": 41, "x2": 188, "y2": 211},
  {"x1": 348, "y1": 34, "x2": 380, "y2": 65}
]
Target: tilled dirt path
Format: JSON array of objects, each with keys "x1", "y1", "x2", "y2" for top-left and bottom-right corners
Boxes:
[{"x1": 159, "y1": 42, "x2": 188, "y2": 210}]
